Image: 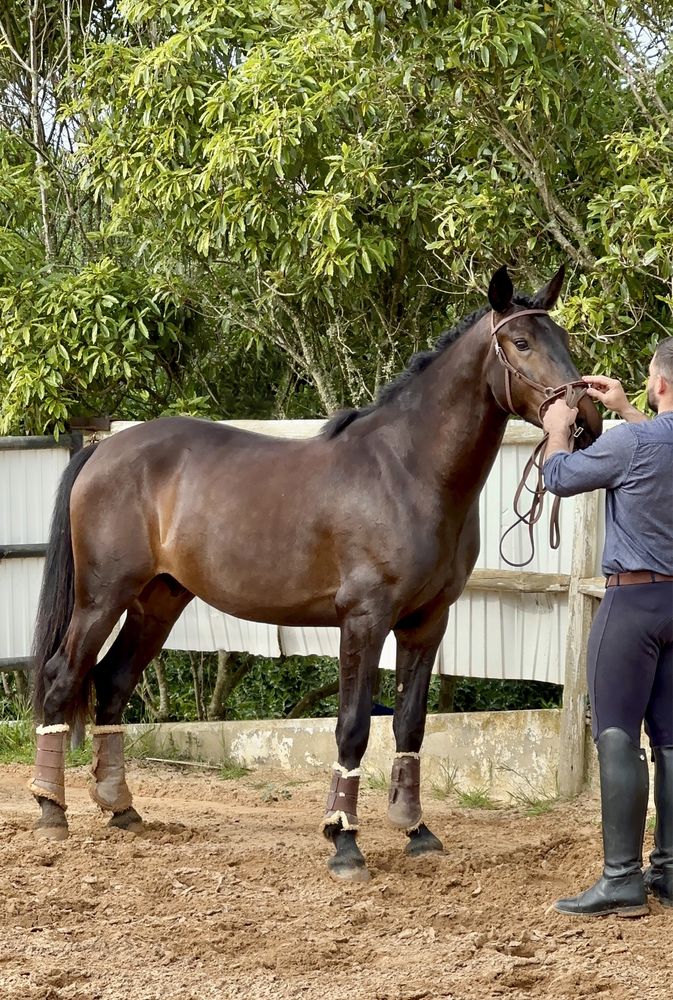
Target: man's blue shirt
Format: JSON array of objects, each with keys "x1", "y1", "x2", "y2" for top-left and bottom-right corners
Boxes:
[{"x1": 543, "y1": 412, "x2": 673, "y2": 576}]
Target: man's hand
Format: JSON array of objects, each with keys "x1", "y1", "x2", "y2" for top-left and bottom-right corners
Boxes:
[
  {"x1": 542, "y1": 399, "x2": 578, "y2": 462},
  {"x1": 581, "y1": 375, "x2": 629, "y2": 414},
  {"x1": 581, "y1": 374, "x2": 649, "y2": 423},
  {"x1": 542, "y1": 398, "x2": 578, "y2": 435}
]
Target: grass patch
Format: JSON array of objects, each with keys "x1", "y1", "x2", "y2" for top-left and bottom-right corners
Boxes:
[
  {"x1": 431, "y1": 760, "x2": 460, "y2": 801},
  {"x1": 259, "y1": 783, "x2": 292, "y2": 802},
  {"x1": 66, "y1": 742, "x2": 92, "y2": 767},
  {"x1": 499, "y1": 764, "x2": 558, "y2": 817},
  {"x1": 522, "y1": 798, "x2": 556, "y2": 817},
  {"x1": 507, "y1": 785, "x2": 558, "y2": 817},
  {"x1": 129, "y1": 730, "x2": 207, "y2": 764},
  {"x1": 457, "y1": 787, "x2": 498, "y2": 809},
  {"x1": 219, "y1": 757, "x2": 249, "y2": 781},
  {"x1": 646, "y1": 816, "x2": 656, "y2": 833},
  {"x1": 0, "y1": 719, "x2": 35, "y2": 765},
  {"x1": 366, "y1": 769, "x2": 388, "y2": 792},
  {"x1": 0, "y1": 719, "x2": 92, "y2": 767},
  {"x1": 124, "y1": 729, "x2": 159, "y2": 760},
  {"x1": 0, "y1": 721, "x2": 250, "y2": 781}
]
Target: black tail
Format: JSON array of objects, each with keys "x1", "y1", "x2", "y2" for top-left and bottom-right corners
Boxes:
[{"x1": 32, "y1": 443, "x2": 99, "y2": 733}]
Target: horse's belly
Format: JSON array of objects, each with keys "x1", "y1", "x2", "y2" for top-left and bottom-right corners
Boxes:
[
  {"x1": 196, "y1": 586, "x2": 340, "y2": 628},
  {"x1": 164, "y1": 542, "x2": 341, "y2": 628}
]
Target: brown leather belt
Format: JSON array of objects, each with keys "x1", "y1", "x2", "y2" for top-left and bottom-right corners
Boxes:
[{"x1": 606, "y1": 571, "x2": 673, "y2": 587}]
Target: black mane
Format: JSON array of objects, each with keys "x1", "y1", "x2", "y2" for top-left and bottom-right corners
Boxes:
[{"x1": 322, "y1": 292, "x2": 536, "y2": 439}]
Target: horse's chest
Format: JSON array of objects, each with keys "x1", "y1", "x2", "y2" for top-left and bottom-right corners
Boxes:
[{"x1": 398, "y1": 508, "x2": 478, "y2": 589}]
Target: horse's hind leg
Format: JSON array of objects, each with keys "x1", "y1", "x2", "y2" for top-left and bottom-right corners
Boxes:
[
  {"x1": 32, "y1": 581, "x2": 144, "y2": 841},
  {"x1": 323, "y1": 599, "x2": 389, "y2": 882},
  {"x1": 91, "y1": 575, "x2": 193, "y2": 831},
  {"x1": 390, "y1": 610, "x2": 448, "y2": 857}
]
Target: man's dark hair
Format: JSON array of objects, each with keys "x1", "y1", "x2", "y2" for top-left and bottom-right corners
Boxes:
[{"x1": 653, "y1": 338, "x2": 673, "y2": 384}]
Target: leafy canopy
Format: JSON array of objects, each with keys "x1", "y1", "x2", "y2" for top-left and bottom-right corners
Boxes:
[{"x1": 1, "y1": 0, "x2": 672, "y2": 432}]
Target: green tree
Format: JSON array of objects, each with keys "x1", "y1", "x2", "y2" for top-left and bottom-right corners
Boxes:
[
  {"x1": 0, "y1": 2, "x2": 283, "y2": 432},
  {"x1": 3, "y1": 1, "x2": 673, "y2": 434}
]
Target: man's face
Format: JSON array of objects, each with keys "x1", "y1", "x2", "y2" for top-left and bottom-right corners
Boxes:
[{"x1": 647, "y1": 359, "x2": 662, "y2": 412}]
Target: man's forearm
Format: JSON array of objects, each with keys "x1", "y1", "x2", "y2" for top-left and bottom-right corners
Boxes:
[
  {"x1": 618, "y1": 404, "x2": 649, "y2": 424},
  {"x1": 544, "y1": 428, "x2": 572, "y2": 462}
]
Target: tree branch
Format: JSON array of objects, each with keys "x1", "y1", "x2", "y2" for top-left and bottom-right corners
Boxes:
[{"x1": 286, "y1": 678, "x2": 339, "y2": 719}]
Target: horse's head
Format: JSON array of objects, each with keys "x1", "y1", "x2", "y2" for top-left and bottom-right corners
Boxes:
[{"x1": 485, "y1": 265, "x2": 602, "y2": 446}]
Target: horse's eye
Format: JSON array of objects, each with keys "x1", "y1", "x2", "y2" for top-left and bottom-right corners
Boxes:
[{"x1": 514, "y1": 339, "x2": 529, "y2": 351}]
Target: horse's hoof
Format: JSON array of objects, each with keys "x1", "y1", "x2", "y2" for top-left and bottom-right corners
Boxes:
[
  {"x1": 404, "y1": 824, "x2": 444, "y2": 857},
  {"x1": 327, "y1": 857, "x2": 371, "y2": 883},
  {"x1": 108, "y1": 808, "x2": 145, "y2": 834},
  {"x1": 111, "y1": 820, "x2": 145, "y2": 835},
  {"x1": 34, "y1": 825, "x2": 69, "y2": 842}
]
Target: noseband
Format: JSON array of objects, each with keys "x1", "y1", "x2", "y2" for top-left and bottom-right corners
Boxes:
[{"x1": 490, "y1": 308, "x2": 588, "y2": 568}]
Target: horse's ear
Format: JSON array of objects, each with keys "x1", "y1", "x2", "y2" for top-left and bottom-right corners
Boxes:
[
  {"x1": 533, "y1": 264, "x2": 565, "y2": 310},
  {"x1": 488, "y1": 266, "x2": 513, "y2": 313}
]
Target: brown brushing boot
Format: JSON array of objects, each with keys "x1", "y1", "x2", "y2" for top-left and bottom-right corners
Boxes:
[{"x1": 28, "y1": 723, "x2": 70, "y2": 841}]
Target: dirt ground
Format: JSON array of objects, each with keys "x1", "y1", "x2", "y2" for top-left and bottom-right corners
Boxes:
[{"x1": 0, "y1": 762, "x2": 670, "y2": 1000}]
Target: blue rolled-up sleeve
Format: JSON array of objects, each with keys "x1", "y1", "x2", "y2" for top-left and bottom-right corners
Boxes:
[{"x1": 543, "y1": 423, "x2": 637, "y2": 497}]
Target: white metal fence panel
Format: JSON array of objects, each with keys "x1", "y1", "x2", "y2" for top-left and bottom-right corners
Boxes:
[
  {"x1": 436, "y1": 433, "x2": 578, "y2": 682},
  {"x1": 438, "y1": 591, "x2": 568, "y2": 683},
  {"x1": 478, "y1": 439, "x2": 577, "y2": 574},
  {"x1": 0, "y1": 442, "x2": 71, "y2": 663},
  {"x1": 0, "y1": 447, "x2": 68, "y2": 544},
  {"x1": 0, "y1": 558, "x2": 46, "y2": 661},
  {"x1": 166, "y1": 600, "x2": 282, "y2": 658},
  {"x1": 279, "y1": 626, "x2": 398, "y2": 670}
]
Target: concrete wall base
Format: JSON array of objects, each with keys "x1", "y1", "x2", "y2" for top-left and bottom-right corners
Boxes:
[
  {"x1": 125, "y1": 711, "x2": 661, "y2": 807},
  {"x1": 129, "y1": 709, "x2": 571, "y2": 803}
]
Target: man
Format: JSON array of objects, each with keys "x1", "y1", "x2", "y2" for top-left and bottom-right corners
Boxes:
[{"x1": 542, "y1": 339, "x2": 673, "y2": 917}]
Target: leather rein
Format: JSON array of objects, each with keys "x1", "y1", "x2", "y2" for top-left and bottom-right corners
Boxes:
[{"x1": 490, "y1": 308, "x2": 588, "y2": 568}]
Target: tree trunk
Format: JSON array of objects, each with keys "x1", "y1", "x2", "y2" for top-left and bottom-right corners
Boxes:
[
  {"x1": 139, "y1": 673, "x2": 157, "y2": 718},
  {"x1": 154, "y1": 657, "x2": 171, "y2": 721},
  {"x1": 207, "y1": 651, "x2": 253, "y2": 720},
  {"x1": 208, "y1": 651, "x2": 229, "y2": 719},
  {"x1": 14, "y1": 667, "x2": 29, "y2": 703},
  {"x1": 438, "y1": 674, "x2": 458, "y2": 713},
  {"x1": 189, "y1": 653, "x2": 206, "y2": 721},
  {"x1": 28, "y1": 1, "x2": 54, "y2": 259}
]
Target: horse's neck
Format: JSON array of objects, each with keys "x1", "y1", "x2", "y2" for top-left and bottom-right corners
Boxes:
[{"x1": 402, "y1": 320, "x2": 509, "y2": 503}]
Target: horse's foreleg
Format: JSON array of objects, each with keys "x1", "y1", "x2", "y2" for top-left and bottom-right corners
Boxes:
[
  {"x1": 91, "y1": 577, "x2": 193, "y2": 832},
  {"x1": 323, "y1": 606, "x2": 388, "y2": 882},
  {"x1": 390, "y1": 611, "x2": 448, "y2": 857}
]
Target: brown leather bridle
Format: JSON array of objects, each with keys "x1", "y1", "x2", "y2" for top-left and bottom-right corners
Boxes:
[{"x1": 490, "y1": 308, "x2": 588, "y2": 567}]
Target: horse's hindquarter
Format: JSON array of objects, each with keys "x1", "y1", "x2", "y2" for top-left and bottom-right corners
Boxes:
[{"x1": 156, "y1": 422, "x2": 344, "y2": 623}]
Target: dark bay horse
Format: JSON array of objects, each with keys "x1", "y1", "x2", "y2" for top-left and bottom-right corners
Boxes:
[{"x1": 30, "y1": 265, "x2": 601, "y2": 880}]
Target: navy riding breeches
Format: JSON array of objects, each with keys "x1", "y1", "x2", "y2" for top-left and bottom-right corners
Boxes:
[{"x1": 587, "y1": 582, "x2": 673, "y2": 747}]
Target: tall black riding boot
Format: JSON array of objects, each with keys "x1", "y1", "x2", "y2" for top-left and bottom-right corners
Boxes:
[
  {"x1": 643, "y1": 746, "x2": 673, "y2": 908},
  {"x1": 554, "y1": 728, "x2": 649, "y2": 918}
]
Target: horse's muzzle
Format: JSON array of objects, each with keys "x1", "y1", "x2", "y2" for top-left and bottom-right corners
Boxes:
[{"x1": 575, "y1": 394, "x2": 603, "y2": 448}]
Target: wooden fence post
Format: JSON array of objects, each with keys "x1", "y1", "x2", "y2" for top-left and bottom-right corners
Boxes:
[{"x1": 558, "y1": 490, "x2": 601, "y2": 798}]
